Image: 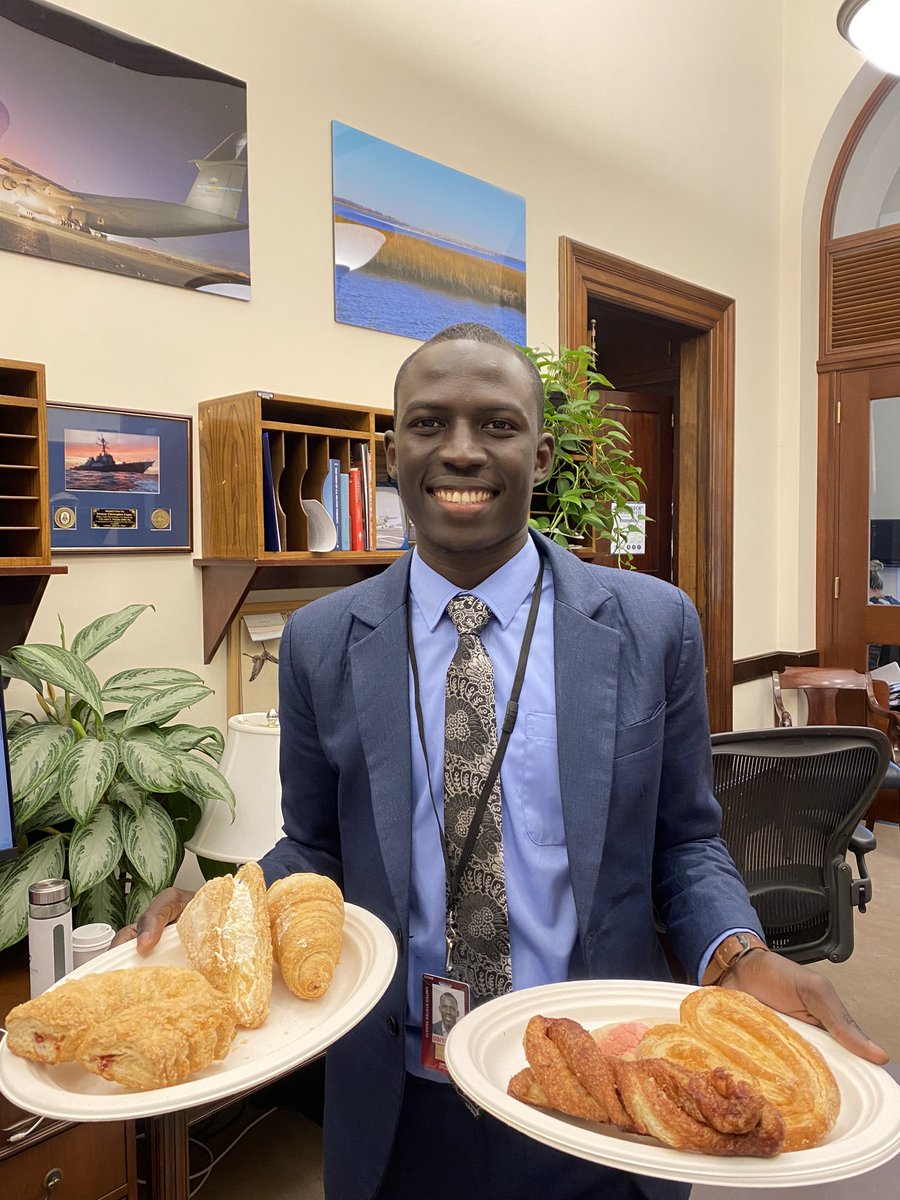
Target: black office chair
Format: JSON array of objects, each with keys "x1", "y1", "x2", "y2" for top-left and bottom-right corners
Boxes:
[{"x1": 710, "y1": 726, "x2": 889, "y2": 964}]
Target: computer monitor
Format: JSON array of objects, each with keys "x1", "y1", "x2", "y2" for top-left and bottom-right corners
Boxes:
[{"x1": 0, "y1": 685, "x2": 18, "y2": 862}]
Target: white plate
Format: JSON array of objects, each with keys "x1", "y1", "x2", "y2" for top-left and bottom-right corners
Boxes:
[
  {"x1": 444, "y1": 979, "x2": 900, "y2": 1188},
  {"x1": 0, "y1": 903, "x2": 397, "y2": 1120}
]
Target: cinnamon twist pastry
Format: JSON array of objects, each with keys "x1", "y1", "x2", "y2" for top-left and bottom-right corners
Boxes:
[
  {"x1": 636, "y1": 989, "x2": 839, "y2": 1150},
  {"x1": 508, "y1": 1015, "x2": 785, "y2": 1158}
]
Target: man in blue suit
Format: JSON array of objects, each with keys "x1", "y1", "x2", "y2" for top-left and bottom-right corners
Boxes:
[{"x1": 128, "y1": 323, "x2": 886, "y2": 1200}]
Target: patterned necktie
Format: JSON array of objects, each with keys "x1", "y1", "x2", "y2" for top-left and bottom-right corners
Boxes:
[{"x1": 443, "y1": 594, "x2": 512, "y2": 999}]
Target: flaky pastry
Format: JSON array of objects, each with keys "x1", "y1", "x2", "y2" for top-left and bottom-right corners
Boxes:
[
  {"x1": 5, "y1": 965, "x2": 235, "y2": 1089},
  {"x1": 266, "y1": 873, "x2": 344, "y2": 1000},
  {"x1": 177, "y1": 860, "x2": 273, "y2": 1028},
  {"x1": 509, "y1": 1014, "x2": 785, "y2": 1157},
  {"x1": 635, "y1": 988, "x2": 840, "y2": 1151}
]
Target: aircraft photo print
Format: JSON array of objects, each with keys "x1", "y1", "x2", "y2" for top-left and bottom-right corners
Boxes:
[{"x1": 0, "y1": 1, "x2": 250, "y2": 298}]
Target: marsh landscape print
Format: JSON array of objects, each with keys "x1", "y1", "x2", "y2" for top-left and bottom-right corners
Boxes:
[{"x1": 332, "y1": 121, "x2": 525, "y2": 342}]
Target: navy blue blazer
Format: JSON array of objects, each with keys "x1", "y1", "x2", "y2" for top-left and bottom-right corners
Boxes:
[{"x1": 259, "y1": 533, "x2": 762, "y2": 1200}]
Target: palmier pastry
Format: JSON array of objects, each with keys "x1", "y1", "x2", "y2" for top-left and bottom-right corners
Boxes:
[
  {"x1": 177, "y1": 861, "x2": 273, "y2": 1028},
  {"x1": 266, "y1": 873, "x2": 344, "y2": 1000},
  {"x1": 509, "y1": 1015, "x2": 785, "y2": 1157},
  {"x1": 5, "y1": 966, "x2": 232, "y2": 1072},
  {"x1": 636, "y1": 988, "x2": 840, "y2": 1150}
]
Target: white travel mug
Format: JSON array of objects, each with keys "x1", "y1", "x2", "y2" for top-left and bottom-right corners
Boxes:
[
  {"x1": 27, "y1": 878, "x2": 73, "y2": 998},
  {"x1": 72, "y1": 922, "x2": 116, "y2": 969}
]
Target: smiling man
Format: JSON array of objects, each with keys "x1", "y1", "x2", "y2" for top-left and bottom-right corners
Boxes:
[{"x1": 124, "y1": 324, "x2": 886, "y2": 1200}]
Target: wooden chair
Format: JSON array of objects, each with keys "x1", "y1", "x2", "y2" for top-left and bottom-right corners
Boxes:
[{"x1": 771, "y1": 667, "x2": 900, "y2": 828}]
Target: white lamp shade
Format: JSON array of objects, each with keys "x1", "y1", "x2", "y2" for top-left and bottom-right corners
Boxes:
[
  {"x1": 839, "y1": 0, "x2": 900, "y2": 75},
  {"x1": 185, "y1": 712, "x2": 282, "y2": 863}
]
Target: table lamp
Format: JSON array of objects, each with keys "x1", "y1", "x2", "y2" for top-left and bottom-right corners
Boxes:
[{"x1": 185, "y1": 711, "x2": 282, "y2": 863}]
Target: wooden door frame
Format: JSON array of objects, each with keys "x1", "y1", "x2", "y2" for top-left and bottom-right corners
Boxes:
[{"x1": 559, "y1": 237, "x2": 735, "y2": 732}]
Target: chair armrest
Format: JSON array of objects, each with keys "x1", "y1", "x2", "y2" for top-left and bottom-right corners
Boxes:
[
  {"x1": 865, "y1": 677, "x2": 900, "y2": 760},
  {"x1": 772, "y1": 671, "x2": 793, "y2": 727},
  {"x1": 849, "y1": 824, "x2": 877, "y2": 911}
]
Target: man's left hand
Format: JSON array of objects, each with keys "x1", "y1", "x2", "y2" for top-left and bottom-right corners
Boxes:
[{"x1": 726, "y1": 948, "x2": 889, "y2": 1064}]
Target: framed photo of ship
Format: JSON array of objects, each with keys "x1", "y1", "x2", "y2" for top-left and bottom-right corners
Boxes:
[{"x1": 47, "y1": 403, "x2": 192, "y2": 552}]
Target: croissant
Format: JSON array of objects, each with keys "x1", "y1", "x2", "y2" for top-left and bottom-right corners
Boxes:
[
  {"x1": 5, "y1": 965, "x2": 235, "y2": 1089},
  {"x1": 177, "y1": 861, "x2": 273, "y2": 1028},
  {"x1": 635, "y1": 989, "x2": 840, "y2": 1150},
  {"x1": 509, "y1": 1015, "x2": 785, "y2": 1158},
  {"x1": 266, "y1": 873, "x2": 344, "y2": 1000}
]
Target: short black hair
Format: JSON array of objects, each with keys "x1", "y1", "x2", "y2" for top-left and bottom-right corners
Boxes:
[{"x1": 393, "y1": 323, "x2": 544, "y2": 423}]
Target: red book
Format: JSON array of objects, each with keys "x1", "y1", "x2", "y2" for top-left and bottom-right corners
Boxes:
[{"x1": 349, "y1": 467, "x2": 365, "y2": 551}]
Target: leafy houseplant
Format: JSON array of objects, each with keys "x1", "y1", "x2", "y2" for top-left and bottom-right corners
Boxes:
[
  {"x1": 523, "y1": 344, "x2": 645, "y2": 552},
  {"x1": 0, "y1": 605, "x2": 235, "y2": 952}
]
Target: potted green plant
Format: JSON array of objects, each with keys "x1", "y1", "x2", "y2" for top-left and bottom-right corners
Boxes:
[
  {"x1": 0, "y1": 604, "x2": 235, "y2": 951},
  {"x1": 523, "y1": 343, "x2": 645, "y2": 552}
]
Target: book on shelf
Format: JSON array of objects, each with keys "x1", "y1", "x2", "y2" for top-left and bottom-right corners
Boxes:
[
  {"x1": 352, "y1": 442, "x2": 372, "y2": 549},
  {"x1": 339, "y1": 472, "x2": 350, "y2": 551},
  {"x1": 349, "y1": 467, "x2": 365, "y2": 551},
  {"x1": 261, "y1": 431, "x2": 281, "y2": 552}
]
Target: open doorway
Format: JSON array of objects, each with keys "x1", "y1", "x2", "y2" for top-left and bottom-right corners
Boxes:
[{"x1": 559, "y1": 238, "x2": 735, "y2": 731}]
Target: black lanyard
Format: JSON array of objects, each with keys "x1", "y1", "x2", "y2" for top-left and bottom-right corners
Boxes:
[{"x1": 407, "y1": 555, "x2": 545, "y2": 973}]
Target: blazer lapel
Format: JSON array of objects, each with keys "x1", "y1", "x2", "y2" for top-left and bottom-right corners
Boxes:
[
  {"x1": 541, "y1": 539, "x2": 620, "y2": 937},
  {"x1": 348, "y1": 556, "x2": 413, "y2": 929}
]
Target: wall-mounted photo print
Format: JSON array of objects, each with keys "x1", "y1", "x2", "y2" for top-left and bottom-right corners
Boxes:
[
  {"x1": 332, "y1": 121, "x2": 525, "y2": 343},
  {"x1": 0, "y1": 0, "x2": 250, "y2": 299},
  {"x1": 64, "y1": 430, "x2": 160, "y2": 494}
]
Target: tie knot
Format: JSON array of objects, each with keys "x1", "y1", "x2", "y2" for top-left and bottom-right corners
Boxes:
[{"x1": 447, "y1": 594, "x2": 492, "y2": 636}]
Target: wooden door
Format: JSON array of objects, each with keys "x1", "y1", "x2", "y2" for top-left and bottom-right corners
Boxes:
[
  {"x1": 832, "y1": 363, "x2": 900, "y2": 667},
  {"x1": 594, "y1": 391, "x2": 675, "y2": 581}
]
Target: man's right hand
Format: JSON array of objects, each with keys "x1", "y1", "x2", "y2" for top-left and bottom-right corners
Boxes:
[{"x1": 111, "y1": 887, "x2": 195, "y2": 953}]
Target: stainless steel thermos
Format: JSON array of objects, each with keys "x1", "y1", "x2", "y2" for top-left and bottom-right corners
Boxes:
[{"x1": 27, "y1": 877, "x2": 73, "y2": 997}]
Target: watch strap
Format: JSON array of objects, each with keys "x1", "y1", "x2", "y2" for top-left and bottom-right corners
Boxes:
[{"x1": 701, "y1": 931, "x2": 768, "y2": 987}]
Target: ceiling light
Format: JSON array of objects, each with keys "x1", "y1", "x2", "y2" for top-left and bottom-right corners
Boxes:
[{"x1": 838, "y1": 0, "x2": 900, "y2": 75}]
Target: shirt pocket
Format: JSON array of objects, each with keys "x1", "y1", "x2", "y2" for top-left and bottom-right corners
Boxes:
[{"x1": 519, "y1": 712, "x2": 566, "y2": 846}]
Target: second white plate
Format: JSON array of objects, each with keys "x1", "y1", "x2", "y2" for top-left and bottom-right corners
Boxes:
[{"x1": 444, "y1": 979, "x2": 900, "y2": 1188}]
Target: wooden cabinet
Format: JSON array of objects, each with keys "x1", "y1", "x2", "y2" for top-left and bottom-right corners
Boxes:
[
  {"x1": 0, "y1": 357, "x2": 66, "y2": 655},
  {"x1": 196, "y1": 390, "x2": 402, "y2": 662},
  {"x1": 0, "y1": 946, "x2": 136, "y2": 1200}
]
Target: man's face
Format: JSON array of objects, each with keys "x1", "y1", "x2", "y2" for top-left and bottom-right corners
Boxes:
[
  {"x1": 384, "y1": 340, "x2": 553, "y2": 584},
  {"x1": 439, "y1": 991, "x2": 459, "y2": 1030}
]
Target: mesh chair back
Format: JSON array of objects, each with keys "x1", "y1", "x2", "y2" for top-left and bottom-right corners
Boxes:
[{"x1": 710, "y1": 727, "x2": 889, "y2": 963}]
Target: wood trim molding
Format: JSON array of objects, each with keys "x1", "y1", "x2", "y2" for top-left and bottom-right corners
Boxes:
[
  {"x1": 732, "y1": 649, "x2": 820, "y2": 688},
  {"x1": 559, "y1": 238, "x2": 735, "y2": 731}
]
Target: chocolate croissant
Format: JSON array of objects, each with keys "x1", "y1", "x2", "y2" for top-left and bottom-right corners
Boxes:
[{"x1": 266, "y1": 873, "x2": 344, "y2": 1000}]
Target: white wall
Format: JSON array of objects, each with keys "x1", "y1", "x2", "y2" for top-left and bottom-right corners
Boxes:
[{"x1": 0, "y1": 0, "x2": 879, "y2": 732}]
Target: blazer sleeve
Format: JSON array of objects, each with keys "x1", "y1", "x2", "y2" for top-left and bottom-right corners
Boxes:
[
  {"x1": 256, "y1": 611, "x2": 344, "y2": 890},
  {"x1": 649, "y1": 590, "x2": 763, "y2": 977}
]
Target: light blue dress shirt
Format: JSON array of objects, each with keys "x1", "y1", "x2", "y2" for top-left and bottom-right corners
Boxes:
[{"x1": 402, "y1": 537, "x2": 749, "y2": 1076}]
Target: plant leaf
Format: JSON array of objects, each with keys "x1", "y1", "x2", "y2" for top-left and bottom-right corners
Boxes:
[
  {"x1": 4, "y1": 709, "x2": 33, "y2": 734},
  {"x1": 13, "y1": 771, "x2": 61, "y2": 827},
  {"x1": 119, "y1": 798, "x2": 178, "y2": 892},
  {"x1": 69, "y1": 805, "x2": 123, "y2": 896},
  {"x1": 125, "y1": 879, "x2": 156, "y2": 927},
  {"x1": 9, "y1": 725, "x2": 75, "y2": 800},
  {"x1": 108, "y1": 778, "x2": 147, "y2": 816},
  {"x1": 103, "y1": 666, "x2": 204, "y2": 691},
  {"x1": 164, "y1": 725, "x2": 225, "y2": 760},
  {"x1": 120, "y1": 684, "x2": 213, "y2": 732},
  {"x1": 0, "y1": 652, "x2": 44, "y2": 693},
  {"x1": 0, "y1": 835, "x2": 66, "y2": 952},
  {"x1": 76, "y1": 874, "x2": 126, "y2": 931},
  {"x1": 178, "y1": 753, "x2": 236, "y2": 819},
  {"x1": 58, "y1": 737, "x2": 119, "y2": 824},
  {"x1": 15, "y1": 793, "x2": 70, "y2": 836},
  {"x1": 10, "y1": 645, "x2": 104, "y2": 717},
  {"x1": 71, "y1": 604, "x2": 153, "y2": 662},
  {"x1": 118, "y1": 736, "x2": 183, "y2": 793}
]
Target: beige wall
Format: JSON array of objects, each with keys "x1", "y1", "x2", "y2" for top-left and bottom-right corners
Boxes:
[{"x1": 0, "y1": 0, "x2": 882, "y2": 731}]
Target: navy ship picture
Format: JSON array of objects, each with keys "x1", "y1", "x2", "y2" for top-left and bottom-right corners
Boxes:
[{"x1": 75, "y1": 434, "x2": 154, "y2": 474}]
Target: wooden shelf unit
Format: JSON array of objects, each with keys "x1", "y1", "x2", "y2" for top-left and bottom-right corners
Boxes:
[{"x1": 197, "y1": 390, "x2": 401, "y2": 662}]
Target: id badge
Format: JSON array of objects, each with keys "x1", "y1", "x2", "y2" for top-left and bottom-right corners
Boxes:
[{"x1": 421, "y1": 973, "x2": 471, "y2": 1073}]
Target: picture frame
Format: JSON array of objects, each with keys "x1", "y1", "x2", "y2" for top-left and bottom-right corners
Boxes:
[
  {"x1": 47, "y1": 403, "x2": 192, "y2": 552},
  {"x1": 226, "y1": 600, "x2": 310, "y2": 718}
]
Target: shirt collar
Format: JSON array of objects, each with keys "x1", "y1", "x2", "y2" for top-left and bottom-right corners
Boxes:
[{"x1": 409, "y1": 537, "x2": 541, "y2": 632}]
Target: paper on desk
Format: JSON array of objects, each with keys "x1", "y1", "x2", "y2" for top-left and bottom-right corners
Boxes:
[
  {"x1": 871, "y1": 662, "x2": 900, "y2": 684},
  {"x1": 243, "y1": 613, "x2": 286, "y2": 642}
]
